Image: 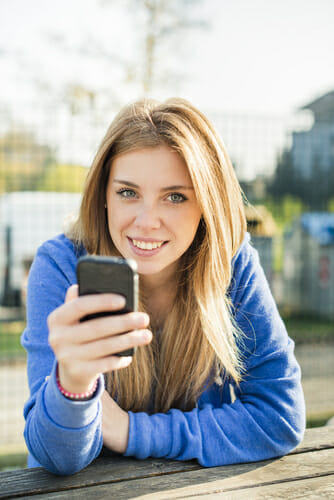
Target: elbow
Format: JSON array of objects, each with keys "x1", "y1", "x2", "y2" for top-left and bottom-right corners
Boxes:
[
  {"x1": 271, "y1": 378, "x2": 306, "y2": 456},
  {"x1": 44, "y1": 461, "x2": 88, "y2": 477},
  {"x1": 272, "y1": 406, "x2": 306, "y2": 458},
  {"x1": 284, "y1": 413, "x2": 306, "y2": 453},
  {"x1": 24, "y1": 430, "x2": 78, "y2": 476},
  {"x1": 26, "y1": 448, "x2": 99, "y2": 477},
  {"x1": 24, "y1": 427, "x2": 103, "y2": 476},
  {"x1": 285, "y1": 390, "x2": 307, "y2": 453},
  {"x1": 46, "y1": 447, "x2": 102, "y2": 476}
]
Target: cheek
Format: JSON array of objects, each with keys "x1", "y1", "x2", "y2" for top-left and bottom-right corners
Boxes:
[
  {"x1": 109, "y1": 212, "x2": 126, "y2": 237},
  {"x1": 175, "y1": 208, "x2": 202, "y2": 239},
  {"x1": 108, "y1": 200, "x2": 131, "y2": 226}
]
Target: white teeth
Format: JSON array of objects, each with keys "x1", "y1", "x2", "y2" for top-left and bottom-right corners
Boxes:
[{"x1": 132, "y1": 239, "x2": 164, "y2": 250}]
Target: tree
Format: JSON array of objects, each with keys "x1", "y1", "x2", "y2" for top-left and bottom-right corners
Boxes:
[
  {"x1": 22, "y1": 0, "x2": 211, "y2": 114},
  {"x1": 306, "y1": 160, "x2": 334, "y2": 210},
  {"x1": 121, "y1": 0, "x2": 209, "y2": 94},
  {"x1": 268, "y1": 148, "x2": 334, "y2": 210},
  {"x1": 0, "y1": 1, "x2": 213, "y2": 194},
  {"x1": 0, "y1": 130, "x2": 55, "y2": 192},
  {"x1": 36, "y1": 164, "x2": 88, "y2": 192},
  {"x1": 267, "y1": 150, "x2": 297, "y2": 199}
]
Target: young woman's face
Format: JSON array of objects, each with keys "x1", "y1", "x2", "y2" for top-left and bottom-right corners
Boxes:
[{"x1": 106, "y1": 144, "x2": 202, "y2": 280}]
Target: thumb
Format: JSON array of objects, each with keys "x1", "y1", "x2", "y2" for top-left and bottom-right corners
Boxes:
[{"x1": 65, "y1": 284, "x2": 79, "y2": 303}]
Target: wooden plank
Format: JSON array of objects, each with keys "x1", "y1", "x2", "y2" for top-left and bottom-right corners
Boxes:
[
  {"x1": 293, "y1": 425, "x2": 334, "y2": 454},
  {"x1": 214, "y1": 474, "x2": 334, "y2": 499},
  {"x1": 28, "y1": 448, "x2": 334, "y2": 499},
  {"x1": 0, "y1": 456, "x2": 200, "y2": 499},
  {"x1": 0, "y1": 426, "x2": 333, "y2": 498}
]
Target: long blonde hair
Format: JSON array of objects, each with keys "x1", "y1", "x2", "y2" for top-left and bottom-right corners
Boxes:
[{"x1": 69, "y1": 98, "x2": 247, "y2": 413}]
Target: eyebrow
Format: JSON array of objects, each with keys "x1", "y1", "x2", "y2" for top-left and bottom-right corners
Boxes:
[{"x1": 113, "y1": 179, "x2": 194, "y2": 191}]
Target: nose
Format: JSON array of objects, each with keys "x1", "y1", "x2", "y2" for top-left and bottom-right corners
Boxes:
[{"x1": 134, "y1": 202, "x2": 161, "y2": 230}]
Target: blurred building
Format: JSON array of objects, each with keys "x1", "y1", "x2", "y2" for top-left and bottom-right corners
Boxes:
[
  {"x1": 291, "y1": 90, "x2": 334, "y2": 179},
  {"x1": 283, "y1": 213, "x2": 334, "y2": 319},
  {"x1": 245, "y1": 204, "x2": 277, "y2": 287}
]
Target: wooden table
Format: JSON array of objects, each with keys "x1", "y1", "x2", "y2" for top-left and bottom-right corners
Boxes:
[{"x1": 1, "y1": 426, "x2": 333, "y2": 499}]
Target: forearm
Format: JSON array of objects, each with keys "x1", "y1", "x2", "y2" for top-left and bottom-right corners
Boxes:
[
  {"x1": 125, "y1": 385, "x2": 305, "y2": 467},
  {"x1": 24, "y1": 365, "x2": 104, "y2": 475},
  {"x1": 124, "y1": 340, "x2": 305, "y2": 467},
  {"x1": 101, "y1": 390, "x2": 130, "y2": 454}
]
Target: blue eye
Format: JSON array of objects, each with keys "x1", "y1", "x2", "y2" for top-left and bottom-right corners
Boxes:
[
  {"x1": 167, "y1": 192, "x2": 187, "y2": 203},
  {"x1": 117, "y1": 188, "x2": 137, "y2": 198}
]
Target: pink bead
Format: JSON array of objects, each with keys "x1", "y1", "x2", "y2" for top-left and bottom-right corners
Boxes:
[{"x1": 55, "y1": 365, "x2": 98, "y2": 401}]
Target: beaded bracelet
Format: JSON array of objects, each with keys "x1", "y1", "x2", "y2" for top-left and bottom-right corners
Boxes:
[{"x1": 56, "y1": 367, "x2": 99, "y2": 401}]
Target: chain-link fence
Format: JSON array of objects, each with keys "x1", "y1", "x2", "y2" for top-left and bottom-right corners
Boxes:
[{"x1": 1, "y1": 100, "x2": 333, "y2": 470}]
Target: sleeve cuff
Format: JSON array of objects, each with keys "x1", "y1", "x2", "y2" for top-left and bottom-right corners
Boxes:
[{"x1": 44, "y1": 363, "x2": 105, "y2": 429}]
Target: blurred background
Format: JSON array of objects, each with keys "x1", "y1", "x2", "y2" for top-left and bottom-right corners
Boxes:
[{"x1": 0, "y1": 0, "x2": 333, "y2": 471}]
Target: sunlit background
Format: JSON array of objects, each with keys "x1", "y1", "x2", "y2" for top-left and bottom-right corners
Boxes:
[{"x1": 0, "y1": 0, "x2": 333, "y2": 470}]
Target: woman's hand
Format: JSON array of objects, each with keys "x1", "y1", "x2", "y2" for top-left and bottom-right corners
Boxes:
[
  {"x1": 101, "y1": 390, "x2": 129, "y2": 453},
  {"x1": 48, "y1": 284, "x2": 152, "y2": 394}
]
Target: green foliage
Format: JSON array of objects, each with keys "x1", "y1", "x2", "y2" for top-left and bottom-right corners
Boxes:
[
  {"x1": 0, "y1": 129, "x2": 56, "y2": 193},
  {"x1": 0, "y1": 321, "x2": 26, "y2": 360},
  {"x1": 283, "y1": 314, "x2": 334, "y2": 345},
  {"x1": 306, "y1": 411, "x2": 334, "y2": 428},
  {"x1": 0, "y1": 129, "x2": 87, "y2": 194},
  {"x1": 0, "y1": 447, "x2": 28, "y2": 472},
  {"x1": 263, "y1": 196, "x2": 304, "y2": 232},
  {"x1": 0, "y1": 165, "x2": 45, "y2": 192},
  {"x1": 36, "y1": 164, "x2": 88, "y2": 192},
  {"x1": 328, "y1": 198, "x2": 334, "y2": 212},
  {"x1": 0, "y1": 159, "x2": 88, "y2": 194}
]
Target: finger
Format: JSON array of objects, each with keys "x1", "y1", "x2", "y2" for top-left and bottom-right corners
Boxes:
[
  {"x1": 86, "y1": 354, "x2": 134, "y2": 375},
  {"x1": 76, "y1": 312, "x2": 150, "y2": 343},
  {"x1": 59, "y1": 354, "x2": 133, "y2": 383},
  {"x1": 77, "y1": 328, "x2": 152, "y2": 358},
  {"x1": 65, "y1": 284, "x2": 79, "y2": 303},
  {"x1": 49, "y1": 293, "x2": 127, "y2": 327},
  {"x1": 99, "y1": 355, "x2": 133, "y2": 372}
]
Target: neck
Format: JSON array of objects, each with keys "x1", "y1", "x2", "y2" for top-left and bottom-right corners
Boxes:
[{"x1": 140, "y1": 265, "x2": 178, "y2": 330}]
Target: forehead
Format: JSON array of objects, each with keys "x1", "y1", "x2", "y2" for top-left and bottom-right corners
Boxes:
[{"x1": 110, "y1": 145, "x2": 192, "y2": 184}]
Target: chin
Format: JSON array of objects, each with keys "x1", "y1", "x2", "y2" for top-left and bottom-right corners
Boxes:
[{"x1": 137, "y1": 265, "x2": 163, "y2": 276}]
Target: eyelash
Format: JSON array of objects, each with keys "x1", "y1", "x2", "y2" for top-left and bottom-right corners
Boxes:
[
  {"x1": 166, "y1": 192, "x2": 187, "y2": 203},
  {"x1": 116, "y1": 189, "x2": 188, "y2": 204},
  {"x1": 116, "y1": 188, "x2": 137, "y2": 199}
]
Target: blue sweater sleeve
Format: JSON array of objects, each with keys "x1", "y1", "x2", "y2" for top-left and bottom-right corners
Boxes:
[
  {"x1": 124, "y1": 237, "x2": 306, "y2": 466},
  {"x1": 21, "y1": 235, "x2": 104, "y2": 475}
]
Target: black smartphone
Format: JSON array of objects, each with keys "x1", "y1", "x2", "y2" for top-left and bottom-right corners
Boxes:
[{"x1": 76, "y1": 255, "x2": 138, "y2": 357}]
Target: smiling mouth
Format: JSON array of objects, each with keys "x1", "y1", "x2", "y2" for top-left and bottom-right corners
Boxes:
[{"x1": 129, "y1": 238, "x2": 166, "y2": 250}]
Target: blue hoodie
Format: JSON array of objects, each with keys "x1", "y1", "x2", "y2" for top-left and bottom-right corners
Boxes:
[{"x1": 21, "y1": 233, "x2": 305, "y2": 475}]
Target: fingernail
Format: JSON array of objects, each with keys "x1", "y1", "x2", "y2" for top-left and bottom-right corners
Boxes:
[
  {"x1": 133, "y1": 312, "x2": 149, "y2": 325},
  {"x1": 142, "y1": 330, "x2": 152, "y2": 342},
  {"x1": 119, "y1": 356, "x2": 133, "y2": 367}
]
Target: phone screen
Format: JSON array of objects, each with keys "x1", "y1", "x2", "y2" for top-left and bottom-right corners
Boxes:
[{"x1": 76, "y1": 255, "x2": 138, "y2": 356}]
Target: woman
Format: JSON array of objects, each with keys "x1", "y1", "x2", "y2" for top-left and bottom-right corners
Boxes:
[{"x1": 22, "y1": 98, "x2": 305, "y2": 475}]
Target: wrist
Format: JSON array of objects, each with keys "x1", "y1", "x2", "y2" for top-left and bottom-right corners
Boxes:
[{"x1": 56, "y1": 365, "x2": 99, "y2": 401}]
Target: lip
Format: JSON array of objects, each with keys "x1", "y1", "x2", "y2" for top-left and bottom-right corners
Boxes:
[
  {"x1": 127, "y1": 237, "x2": 168, "y2": 257},
  {"x1": 129, "y1": 236, "x2": 166, "y2": 243}
]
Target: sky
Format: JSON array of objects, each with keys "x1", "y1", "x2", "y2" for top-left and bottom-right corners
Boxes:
[
  {"x1": 187, "y1": 0, "x2": 334, "y2": 114},
  {"x1": 0, "y1": 0, "x2": 333, "y2": 179}
]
